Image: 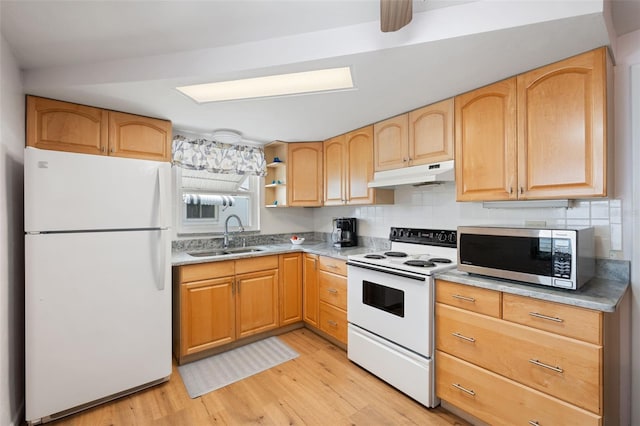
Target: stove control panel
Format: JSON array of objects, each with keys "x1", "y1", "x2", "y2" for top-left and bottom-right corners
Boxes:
[{"x1": 389, "y1": 227, "x2": 457, "y2": 247}]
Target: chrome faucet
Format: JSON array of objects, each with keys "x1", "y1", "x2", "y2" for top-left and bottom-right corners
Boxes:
[{"x1": 223, "y1": 214, "x2": 244, "y2": 248}]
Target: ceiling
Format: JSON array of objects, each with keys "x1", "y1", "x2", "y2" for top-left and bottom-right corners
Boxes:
[{"x1": 2, "y1": 0, "x2": 639, "y2": 144}]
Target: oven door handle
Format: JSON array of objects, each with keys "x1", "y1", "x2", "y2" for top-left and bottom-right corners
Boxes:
[{"x1": 346, "y1": 261, "x2": 426, "y2": 281}]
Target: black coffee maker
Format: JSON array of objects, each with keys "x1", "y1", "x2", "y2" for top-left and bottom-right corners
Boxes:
[{"x1": 332, "y1": 217, "x2": 358, "y2": 248}]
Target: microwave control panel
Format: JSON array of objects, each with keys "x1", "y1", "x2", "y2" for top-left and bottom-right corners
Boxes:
[{"x1": 551, "y1": 238, "x2": 572, "y2": 279}]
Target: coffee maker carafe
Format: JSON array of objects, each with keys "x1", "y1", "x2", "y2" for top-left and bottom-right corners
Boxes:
[{"x1": 332, "y1": 217, "x2": 358, "y2": 248}]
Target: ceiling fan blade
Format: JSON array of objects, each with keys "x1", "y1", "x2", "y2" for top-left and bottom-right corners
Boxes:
[{"x1": 380, "y1": 0, "x2": 413, "y2": 32}]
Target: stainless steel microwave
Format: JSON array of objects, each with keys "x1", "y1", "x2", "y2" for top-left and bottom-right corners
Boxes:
[{"x1": 457, "y1": 226, "x2": 595, "y2": 290}]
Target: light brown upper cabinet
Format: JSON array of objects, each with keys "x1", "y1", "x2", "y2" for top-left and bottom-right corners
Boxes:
[
  {"x1": 456, "y1": 47, "x2": 610, "y2": 201},
  {"x1": 27, "y1": 95, "x2": 172, "y2": 162},
  {"x1": 324, "y1": 126, "x2": 394, "y2": 206},
  {"x1": 108, "y1": 111, "x2": 172, "y2": 162},
  {"x1": 408, "y1": 98, "x2": 455, "y2": 166},
  {"x1": 373, "y1": 114, "x2": 408, "y2": 171},
  {"x1": 287, "y1": 142, "x2": 323, "y2": 207},
  {"x1": 455, "y1": 78, "x2": 518, "y2": 201},
  {"x1": 374, "y1": 98, "x2": 454, "y2": 172}
]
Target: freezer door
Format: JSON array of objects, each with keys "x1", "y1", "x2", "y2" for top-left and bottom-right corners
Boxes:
[
  {"x1": 25, "y1": 230, "x2": 171, "y2": 422},
  {"x1": 24, "y1": 147, "x2": 171, "y2": 232}
]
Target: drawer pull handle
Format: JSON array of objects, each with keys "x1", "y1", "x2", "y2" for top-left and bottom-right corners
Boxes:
[
  {"x1": 528, "y1": 421, "x2": 540, "y2": 426},
  {"x1": 452, "y1": 294, "x2": 475, "y2": 303},
  {"x1": 452, "y1": 332, "x2": 475, "y2": 343},
  {"x1": 327, "y1": 320, "x2": 338, "y2": 327},
  {"x1": 529, "y1": 359, "x2": 563, "y2": 373},
  {"x1": 327, "y1": 288, "x2": 338, "y2": 294},
  {"x1": 529, "y1": 312, "x2": 563, "y2": 322},
  {"x1": 452, "y1": 383, "x2": 475, "y2": 396},
  {"x1": 325, "y1": 264, "x2": 338, "y2": 269}
]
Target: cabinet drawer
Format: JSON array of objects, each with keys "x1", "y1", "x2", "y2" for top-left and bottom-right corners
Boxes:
[
  {"x1": 318, "y1": 256, "x2": 347, "y2": 276},
  {"x1": 436, "y1": 303, "x2": 602, "y2": 413},
  {"x1": 178, "y1": 260, "x2": 234, "y2": 283},
  {"x1": 235, "y1": 255, "x2": 279, "y2": 274},
  {"x1": 436, "y1": 351, "x2": 601, "y2": 426},
  {"x1": 318, "y1": 270, "x2": 347, "y2": 310},
  {"x1": 319, "y1": 302, "x2": 347, "y2": 344},
  {"x1": 503, "y1": 293, "x2": 602, "y2": 345},
  {"x1": 436, "y1": 280, "x2": 501, "y2": 317}
]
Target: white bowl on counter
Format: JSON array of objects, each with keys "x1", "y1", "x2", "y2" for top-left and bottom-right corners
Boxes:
[{"x1": 290, "y1": 237, "x2": 305, "y2": 245}]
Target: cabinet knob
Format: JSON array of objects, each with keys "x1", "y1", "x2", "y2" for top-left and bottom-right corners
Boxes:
[
  {"x1": 509, "y1": 187, "x2": 513, "y2": 195},
  {"x1": 520, "y1": 186, "x2": 524, "y2": 195},
  {"x1": 101, "y1": 146, "x2": 106, "y2": 153}
]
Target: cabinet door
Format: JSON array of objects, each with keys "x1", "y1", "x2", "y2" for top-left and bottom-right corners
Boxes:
[
  {"x1": 373, "y1": 114, "x2": 409, "y2": 171},
  {"x1": 108, "y1": 111, "x2": 172, "y2": 162},
  {"x1": 26, "y1": 96, "x2": 108, "y2": 155},
  {"x1": 287, "y1": 142, "x2": 323, "y2": 206},
  {"x1": 323, "y1": 135, "x2": 346, "y2": 205},
  {"x1": 345, "y1": 126, "x2": 375, "y2": 204},
  {"x1": 279, "y1": 253, "x2": 303, "y2": 326},
  {"x1": 409, "y1": 98, "x2": 454, "y2": 166},
  {"x1": 517, "y1": 47, "x2": 607, "y2": 199},
  {"x1": 303, "y1": 254, "x2": 319, "y2": 327},
  {"x1": 236, "y1": 269, "x2": 279, "y2": 339},
  {"x1": 455, "y1": 78, "x2": 517, "y2": 201},
  {"x1": 180, "y1": 276, "x2": 235, "y2": 356}
]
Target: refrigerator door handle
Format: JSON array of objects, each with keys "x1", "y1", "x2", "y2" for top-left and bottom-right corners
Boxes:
[
  {"x1": 157, "y1": 167, "x2": 168, "y2": 228},
  {"x1": 156, "y1": 230, "x2": 167, "y2": 291}
]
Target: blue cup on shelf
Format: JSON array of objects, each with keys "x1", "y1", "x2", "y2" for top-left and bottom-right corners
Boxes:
[{"x1": 273, "y1": 157, "x2": 281, "y2": 162}]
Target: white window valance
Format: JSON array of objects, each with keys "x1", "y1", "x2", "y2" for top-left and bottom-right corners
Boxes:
[{"x1": 172, "y1": 134, "x2": 267, "y2": 177}]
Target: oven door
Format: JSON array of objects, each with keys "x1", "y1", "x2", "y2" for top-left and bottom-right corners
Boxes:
[{"x1": 347, "y1": 262, "x2": 433, "y2": 357}]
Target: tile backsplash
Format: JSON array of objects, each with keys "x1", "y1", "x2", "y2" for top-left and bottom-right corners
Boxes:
[{"x1": 313, "y1": 183, "x2": 623, "y2": 259}]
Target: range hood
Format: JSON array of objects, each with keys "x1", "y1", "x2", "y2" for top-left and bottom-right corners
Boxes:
[{"x1": 367, "y1": 160, "x2": 455, "y2": 189}]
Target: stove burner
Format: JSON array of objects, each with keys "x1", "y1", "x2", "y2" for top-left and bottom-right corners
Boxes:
[
  {"x1": 428, "y1": 258, "x2": 453, "y2": 264},
  {"x1": 404, "y1": 259, "x2": 436, "y2": 267},
  {"x1": 384, "y1": 251, "x2": 408, "y2": 258},
  {"x1": 364, "y1": 254, "x2": 386, "y2": 259}
]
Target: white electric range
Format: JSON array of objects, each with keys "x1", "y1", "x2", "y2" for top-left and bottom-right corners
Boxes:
[{"x1": 346, "y1": 227, "x2": 457, "y2": 408}]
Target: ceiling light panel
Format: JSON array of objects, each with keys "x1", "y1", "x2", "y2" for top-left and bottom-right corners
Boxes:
[{"x1": 177, "y1": 67, "x2": 354, "y2": 103}]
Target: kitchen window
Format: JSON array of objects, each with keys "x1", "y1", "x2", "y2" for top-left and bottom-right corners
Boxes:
[{"x1": 174, "y1": 167, "x2": 260, "y2": 235}]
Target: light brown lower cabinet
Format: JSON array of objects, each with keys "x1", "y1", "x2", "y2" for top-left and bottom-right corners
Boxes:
[
  {"x1": 302, "y1": 254, "x2": 348, "y2": 345},
  {"x1": 302, "y1": 253, "x2": 319, "y2": 327},
  {"x1": 235, "y1": 268, "x2": 279, "y2": 339},
  {"x1": 279, "y1": 253, "x2": 303, "y2": 326},
  {"x1": 436, "y1": 351, "x2": 601, "y2": 426},
  {"x1": 174, "y1": 254, "x2": 303, "y2": 364},
  {"x1": 435, "y1": 279, "x2": 621, "y2": 425}
]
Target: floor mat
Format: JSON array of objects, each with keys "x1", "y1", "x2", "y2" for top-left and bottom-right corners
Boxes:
[{"x1": 178, "y1": 336, "x2": 299, "y2": 398}]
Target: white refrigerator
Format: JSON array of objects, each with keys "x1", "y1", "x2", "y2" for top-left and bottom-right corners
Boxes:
[{"x1": 24, "y1": 147, "x2": 172, "y2": 424}]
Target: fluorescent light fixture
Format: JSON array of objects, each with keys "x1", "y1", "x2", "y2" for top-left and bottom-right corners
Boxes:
[{"x1": 177, "y1": 67, "x2": 354, "y2": 103}]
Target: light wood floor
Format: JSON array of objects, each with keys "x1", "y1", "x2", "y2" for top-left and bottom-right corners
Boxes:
[{"x1": 47, "y1": 328, "x2": 469, "y2": 425}]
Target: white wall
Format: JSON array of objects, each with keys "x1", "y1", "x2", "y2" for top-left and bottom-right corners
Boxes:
[{"x1": 0, "y1": 35, "x2": 25, "y2": 426}]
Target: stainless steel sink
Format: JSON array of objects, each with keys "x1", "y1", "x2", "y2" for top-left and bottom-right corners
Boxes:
[
  {"x1": 187, "y1": 250, "x2": 228, "y2": 257},
  {"x1": 223, "y1": 247, "x2": 264, "y2": 254},
  {"x1": 187, "y1": 247, "x2": 264, "y2": 257}
]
